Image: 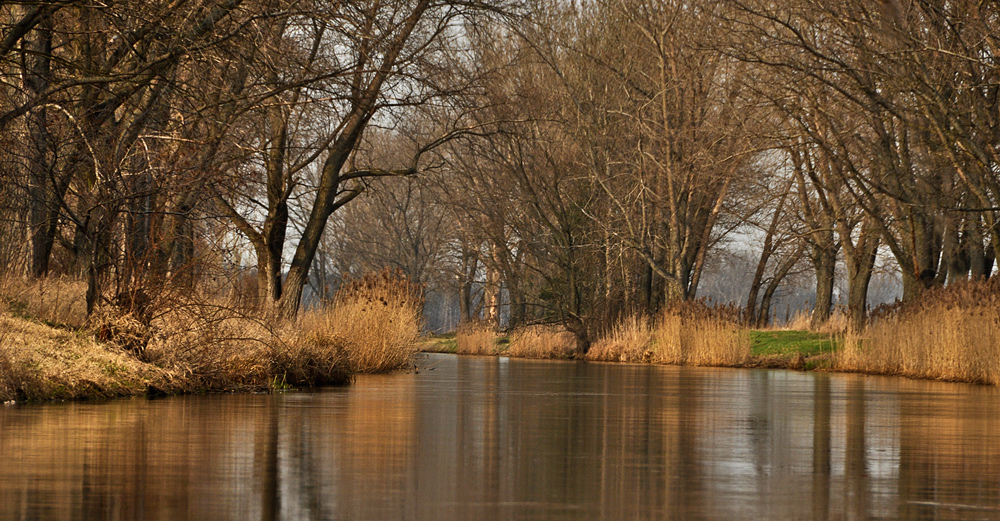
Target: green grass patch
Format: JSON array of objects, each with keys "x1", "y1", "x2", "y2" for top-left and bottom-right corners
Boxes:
[
  {"x1": 751, "y1": 330, "x2": 838, "y2": 357},
  {"x1": 418, "y1": 334, "x2": 458, "y2": 353}
]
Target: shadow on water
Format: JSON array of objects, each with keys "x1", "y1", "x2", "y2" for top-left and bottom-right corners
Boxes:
[{"x1": 2, "y1": 353, "x2": 1000, "y2": 520}]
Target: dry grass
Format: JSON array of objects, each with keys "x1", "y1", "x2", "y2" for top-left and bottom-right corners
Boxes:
[
  {"x1": 507, "y1": 324, "x2": 576, "y2": 359},
  {"x1": 784, "y1": 310, "x2": 812, "y2": 331},
  {"x1": 655, "y1": 314, "x2": 751, "y2": 366},
  {"x1": 455, "y1": 321, "x2": 501, "y2": 355},
  {"x1": 588, "y1": 304, "x2": 750, "y2": 367},
  {"x1": 296, "y1": 270, "x2": 422, "y2": 374},
  {"x1": 0, "y1": 275, "x2": 88, "y2": 328},
  {"x1": 837, "y1": 281, "x2": 1000, "y2": 384},
  {"x1": 587, "y1": 315, "x2": 654, "y2": 362},
  {"x1": 0, "y1": 311, "x2": 182, "y2": 402},
  {"x1": 780, "y1": 309, "x2": 847, "y2": 334}
]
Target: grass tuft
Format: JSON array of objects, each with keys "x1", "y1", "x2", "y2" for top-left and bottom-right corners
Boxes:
[
  {"x1": 588, "y1": 302, "x2": 750, "y2": 366},
  {"x1": 507, "y1": 325, "x2": 576, "y2": 359}
]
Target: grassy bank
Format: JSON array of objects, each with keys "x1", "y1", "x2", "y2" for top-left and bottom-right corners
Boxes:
[{"x1": 0, "y1": 270, "x2": 422, "y2": 403}]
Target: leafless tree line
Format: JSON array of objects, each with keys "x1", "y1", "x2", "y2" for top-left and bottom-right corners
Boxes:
[
  {"x1": 0, "y1": 0, "x2": 513, "y2": 320},
  {"x1": 2, "y1": 0, "x2": 997, "y2": 345}
]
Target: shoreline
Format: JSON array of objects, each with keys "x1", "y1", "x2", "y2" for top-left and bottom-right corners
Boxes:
[{"x1": 417, "y1": 333, "x2": 997, "y2": 386}]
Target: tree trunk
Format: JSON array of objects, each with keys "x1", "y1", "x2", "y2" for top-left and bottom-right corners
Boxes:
[
  {"x1": 459, "y1": 253, "x2": 476, "y2": 323},
  {"x1": 747, "y1": 180, "x2": 793, "y2": 324},
  {"x1": 845, "y1": 238, "x2": 878, "y2": 332},
  {"x1": 24, "y1": 12, "x2": 55, "y2": 278},
  {"x1": 758, "y1": 244, "x2": 804, "y2": 327},
  {"x1": 810, "y1": 241, "x2": 837, "y2": 330}
]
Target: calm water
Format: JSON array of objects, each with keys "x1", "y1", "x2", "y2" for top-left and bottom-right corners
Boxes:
[{"x1": 2, "y1": 353, "x2": 1000, "y2": 520}]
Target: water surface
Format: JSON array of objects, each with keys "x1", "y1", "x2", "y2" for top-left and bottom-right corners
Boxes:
[{"x1": 2, "y1": 353, "x2": 1000, "y2": 520}]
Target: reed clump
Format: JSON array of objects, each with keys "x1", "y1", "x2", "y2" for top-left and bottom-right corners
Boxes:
[
  {"x1": 296, "y1": 269, "x2": 423, "y2": 374},
  {"x1": 587, "y1": 301, "x2": 750, "y2": 366},
  {"x1": 587, "y1": 315, "x2": 654, "y2": 362},
  {"x1": 837, "y1": 280, "x2": 1000, "y2": 384},
  {"x1": 507, "y1": 324, "x2": 576, "y2": 358},
  {"x1": 455, "y1": 320, "x2": 502, "y2": 355}
]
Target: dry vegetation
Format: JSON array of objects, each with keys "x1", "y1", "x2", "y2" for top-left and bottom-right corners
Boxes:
[
  {"x1": 296, "y1": 270, "x2": 423, "y2": 374},
  {"x1": 0, "y1": 269, "x2": 422, "y2": 402},
  {"x1": 588, "y1": 303, "x2": 750, "y2": 367},
  {"x1": 455, "y1": 321, "x2": 502, "y2": 355},
  {"x1": 0, "y1": 312, "x2": 183, "y2": 402},
  {"x1": 507, "y1": 325, "x2": 576, "y2": 359},
  {"x1": 838, "y1": 281, "x2": 1000, "y2": 384}
]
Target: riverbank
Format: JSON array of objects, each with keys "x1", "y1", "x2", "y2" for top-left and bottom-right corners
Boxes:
[
  {"x1": 418, "y1": 329, "x2": 839, "y2": 372},
  {"x1": 0, "y1": 271, "x2": 422, "y2": 403},
  {"x1": 426, "y1": 281, "x2": 1000, "y2": 385}
]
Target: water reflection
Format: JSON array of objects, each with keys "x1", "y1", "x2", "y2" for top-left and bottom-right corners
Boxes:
[{"x1": 2, "y1": 354, "x2": 1000, "y2": 520}]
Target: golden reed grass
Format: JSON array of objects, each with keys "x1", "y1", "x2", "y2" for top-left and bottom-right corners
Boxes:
[
  {"x1": 588, "y1": 302, "x2": 750, "y2": 366},
  {"x1": 296, "y1": 269, "x2": 422, "y2": 374},
  {"x1": 455, "y1": 320, "x2": 501, "y2": 355},
  {"x1": 0, "y1": 275, "x2": 88, "y2": 328},
  {"x1": 507, "y1": 324, "x2": 576, "y2": 358},
  {"x1": 783, "y1": 308, "x2": 848, "y2": 334},
  {"x1": 837, "y1": 280, "x2": 1000, "y2": 384}
]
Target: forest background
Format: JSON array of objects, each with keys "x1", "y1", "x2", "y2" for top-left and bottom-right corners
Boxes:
[{"x1": 1, "y1": 0, "x2": 999, "y2": 393}]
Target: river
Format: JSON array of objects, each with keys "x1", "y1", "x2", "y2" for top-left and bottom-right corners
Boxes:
[{"x1": 2, "y1": 353, "x2": 999, "y2": 520}]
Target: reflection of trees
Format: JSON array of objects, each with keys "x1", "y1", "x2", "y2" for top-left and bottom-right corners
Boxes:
[
  {"x1": 4, "y1": 361, "x2": 1000, "y2": 519},
  {"x1": 812, "y1": 376, "x2": 830, "y2": 521},
  {"x1": 844, "y1": 379, "x2": 870, "y2": 517}
]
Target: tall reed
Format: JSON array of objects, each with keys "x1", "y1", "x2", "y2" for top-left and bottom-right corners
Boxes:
[
  {"x1": 588, "y1": 302, "x2": 750, "y2": 366},
  {"x1": 837, "y1": 281, "x2": 1000, "y2": 384},
  {"x1": 455, "y1": 320, "x2": 501, "y2": 355},
  {"x1": 297, "y1": 269, "x2": 423, "y2": 374},
  {"x1": 507, "y1": 324, "x2": 576, "y2": 358}
]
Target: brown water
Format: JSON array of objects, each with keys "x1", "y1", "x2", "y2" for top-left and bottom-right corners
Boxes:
[{"x1": 2, "y1": 353, "x2": 1000, "y2": 520}]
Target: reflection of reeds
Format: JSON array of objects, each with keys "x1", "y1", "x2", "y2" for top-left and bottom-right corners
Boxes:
[
  {"x1": 837, "y1": 281, "x2": 1000, "y2": 384},
  {"x1": 588, "y1": 302, "x2": 750, "y2": 366}
]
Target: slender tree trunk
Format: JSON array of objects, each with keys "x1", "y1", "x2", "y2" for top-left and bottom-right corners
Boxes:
[
  {"x1": 747, "y1": 181, "x2": 793, "y2": 324},
  {"x1": 459, "y1": 253, "x2": 476, "y2": 323},
  {"x1": 24, "y1": 12, "x2": 55, "y2": 278},
  {"x1": 758, "y1": 244, "x2": 804, "y2": 327}
]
